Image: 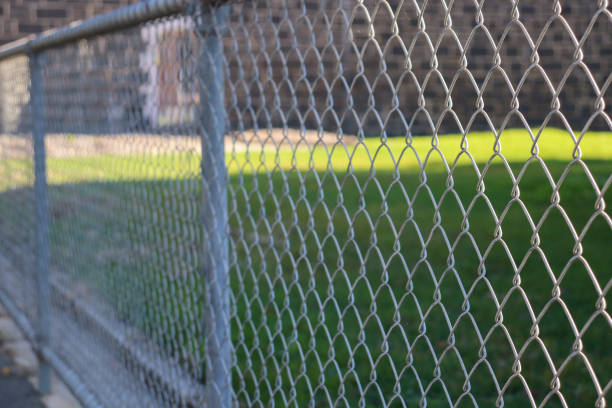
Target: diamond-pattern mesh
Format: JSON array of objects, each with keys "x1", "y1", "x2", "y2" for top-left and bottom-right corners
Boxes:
[
  {"x1": 221, "y1": 1, "x2": 611, "y2": 406},
  {"x1": 0, "y1": 1, "x2": 610, "y2": 407},
  {"x1": 41, "y1": 20, "x2": 206, "y2": 407},
  {"x1": 0, "y1": 55, "x2": 38, "y2": 327}
]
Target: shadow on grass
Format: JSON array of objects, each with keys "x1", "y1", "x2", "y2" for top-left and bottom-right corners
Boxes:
[{"x1": 0, "y1": 160, "x2": 610, "y2": 407}]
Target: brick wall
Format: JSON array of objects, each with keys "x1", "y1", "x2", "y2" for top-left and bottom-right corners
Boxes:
[
  {"x1": 1, "y1": 1, "x2": 609, "y2": 135},
  {"x1": 0, "y1": 0, "x2": 139, "y2": 45},
  {"x1": 226, "y1": 0, "x2": 611, "y2": 135}
]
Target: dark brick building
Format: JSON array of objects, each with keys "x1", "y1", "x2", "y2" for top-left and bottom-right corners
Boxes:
[
  {"x1": 226, "y1": 0, "x2": 611, "y2": 135},
  {"x1": 0, "y1": 0, "x2": 138, "y2": 45},
  {"x1": 1, "y1": 0, "x2": 609, "y2": 135}
]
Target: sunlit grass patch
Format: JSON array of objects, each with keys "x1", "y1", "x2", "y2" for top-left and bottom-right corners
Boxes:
[{"x1": 0, "y1": 128, "x2": 610, "y2": 406}]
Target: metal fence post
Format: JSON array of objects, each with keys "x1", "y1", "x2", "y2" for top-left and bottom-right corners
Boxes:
[
  {"x1": 29, "y1": 50, "x2": 51, "y2": 394},
  {"x1": 196, "y1": 3, "x2": 232, "y2": 407}
]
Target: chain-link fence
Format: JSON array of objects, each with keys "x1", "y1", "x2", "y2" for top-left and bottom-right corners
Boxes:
[{"x1": 0, "y1": 0, "x2": 610, "y2": 407}]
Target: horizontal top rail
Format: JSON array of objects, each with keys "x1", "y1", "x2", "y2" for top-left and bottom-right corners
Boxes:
[{"x1": 0, "y1": 0, "x2": 194, "y2": 61}]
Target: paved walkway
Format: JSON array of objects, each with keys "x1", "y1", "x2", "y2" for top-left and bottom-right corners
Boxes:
[{"x1": 0, "y1": 351, "x2": 44, "y2": 408}]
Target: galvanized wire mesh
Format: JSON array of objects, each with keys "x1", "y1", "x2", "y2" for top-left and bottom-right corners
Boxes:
[
  {"x1": 41, "y1": 18, "x2": 206, "y2": 407},
  {"x1": 0, "y1": 55, "x2": 38, "y2": 327},
  {"x1": 0, "y1": 0, "x2": 611, "y2": 407}
]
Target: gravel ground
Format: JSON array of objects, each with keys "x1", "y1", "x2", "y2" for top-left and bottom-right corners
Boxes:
[{"x1": 0, "y1": 128, "x2": 358, "y2": 158}]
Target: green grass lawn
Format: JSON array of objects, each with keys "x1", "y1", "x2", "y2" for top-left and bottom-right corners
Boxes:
[{"x1": 0, "y1": 128, "x2": 610, "y2": 407}]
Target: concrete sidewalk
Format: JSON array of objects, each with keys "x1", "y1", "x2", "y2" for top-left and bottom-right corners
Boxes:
[
  {"x1": 0, "y1": 351, "x2": 45, "y2": 408},
  {"x1": 0, "y1": 305, "x2": 81, "y2": 408}
]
